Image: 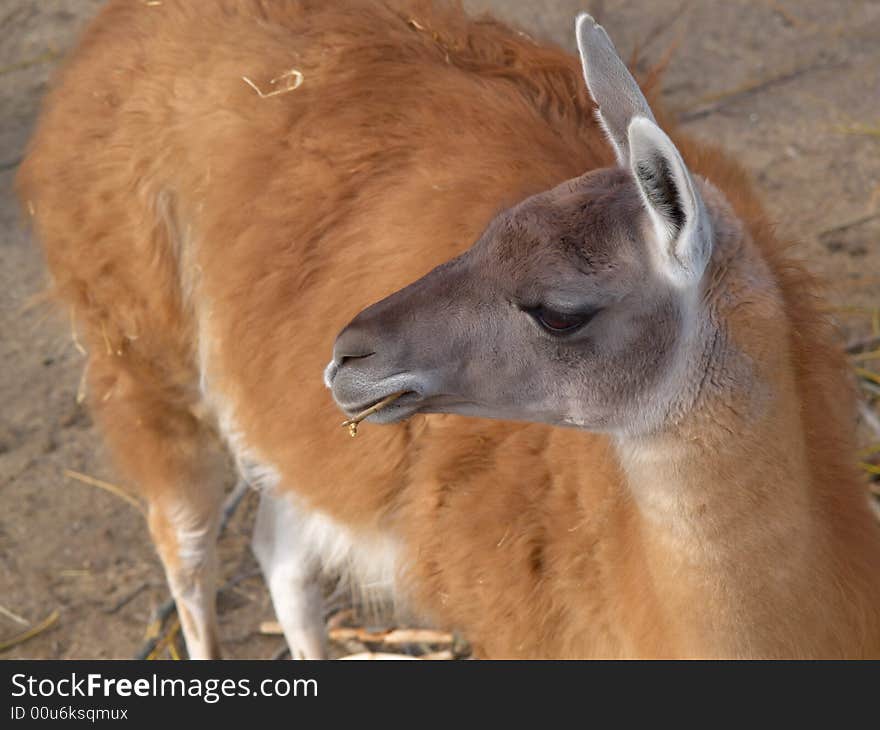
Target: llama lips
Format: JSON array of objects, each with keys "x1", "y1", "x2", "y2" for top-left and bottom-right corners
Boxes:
[{"x1": 341, "y1": 391, "x2": 407, "y2": 437}]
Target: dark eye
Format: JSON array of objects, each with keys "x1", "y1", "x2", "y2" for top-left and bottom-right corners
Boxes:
[{"x1": 527, "y1": 306, "x2": 598, "y2": 334}]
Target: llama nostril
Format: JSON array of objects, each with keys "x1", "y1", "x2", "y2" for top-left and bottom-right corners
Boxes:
[
  {"x1": 338, "y1": 352, "x2": 375, "y2": 367},
  {"x1": 333, "y1": 322, "x2": 378, "y2": 370}
]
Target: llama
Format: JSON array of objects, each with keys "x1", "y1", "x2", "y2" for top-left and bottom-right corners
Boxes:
[{"x1": 19, "y1": 0, "x2": 880, "y2": 658}]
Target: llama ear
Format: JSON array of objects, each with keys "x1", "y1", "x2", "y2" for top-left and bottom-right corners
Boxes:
[
  {"x1": 627, "y1": 116, "x2": 712, "y2": 285},
  {"x1": 576, "y1": 15, "x2": 711, "y2": 283},
  {"x1": 575, "y1": 13, "x2": 656, "y2": 166}
]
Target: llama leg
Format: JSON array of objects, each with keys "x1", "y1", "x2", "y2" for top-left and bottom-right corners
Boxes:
[
  {"x1": 252, "y1": 489, "x2": 326, "y2": 659},
  {"x1": 148, "y1": 484, "x2": 225, "y2": 659},
  {"x1": 89, "y1": 359, "x2": 228, "y2": 659}
]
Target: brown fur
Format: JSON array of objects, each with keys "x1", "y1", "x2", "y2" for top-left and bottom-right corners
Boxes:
[{"x1": 18, "y1": 0, "x2": 880, "y2": 657}]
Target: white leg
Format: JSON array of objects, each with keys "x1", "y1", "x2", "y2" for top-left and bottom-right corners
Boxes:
[
  {"x1": 252, "y1": 490, "x2": 327, "y2": 659},
  {"x1": 149, "y1": 489, "x2": 224, "y2": 660}
]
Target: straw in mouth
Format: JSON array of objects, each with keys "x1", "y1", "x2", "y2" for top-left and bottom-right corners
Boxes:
[{"x1": 341, "y1": 391, "x2": 406, "y2": 437}]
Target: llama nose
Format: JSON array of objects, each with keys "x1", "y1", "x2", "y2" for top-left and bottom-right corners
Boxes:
[
  {"x1": 326, "y1": 324, "x2": 382, "y2": 393},
  {"x1": 323, "y1": 360, "x2": 339, "y2": 388},
  {"x1": 332, "y1": 325, "x2": 377, "y2": 369}
]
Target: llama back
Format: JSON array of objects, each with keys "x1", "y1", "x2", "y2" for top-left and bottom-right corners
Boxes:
[
  {"x1": 18, "y1": 0, "x2": 626, "y2": 524},
  {"x1": 16, "y1": 1, "x2": 204, "y2": 397},
  {"x1": 16, "y1": 0, "x2": 610, "y2": 460}
]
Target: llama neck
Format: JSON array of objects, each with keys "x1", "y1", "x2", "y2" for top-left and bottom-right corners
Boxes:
[
  {"x1": 615, "y1": 205, "x2": 848, "y2": 656},
  {"x1": 616, "y1": 379, "x2": 814, "y2": 544},
  {"x1": 609, "y1": 236, "x2": 834, "y2": 655},
  {"x1": 619, "y1": 194, "x2": 819, "y2": 543},
  {"x1": 611, "y1": 361, "x2": 824, "y2": 656}
]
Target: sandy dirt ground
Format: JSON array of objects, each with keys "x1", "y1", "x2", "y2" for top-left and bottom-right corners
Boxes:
[{"x1": 1, "y1": 0, "x2": 879, "y2": 659}]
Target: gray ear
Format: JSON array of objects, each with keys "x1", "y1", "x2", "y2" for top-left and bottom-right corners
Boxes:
[
  {"x1": 575, "y1": 13, "x2": 655, "y2": 166},
  {"x1": 576, "y1": 15, "x2": 711, "y2": 284},
  {"x1": 628, "y1": 117, "x2": 712, "y2": 284}
]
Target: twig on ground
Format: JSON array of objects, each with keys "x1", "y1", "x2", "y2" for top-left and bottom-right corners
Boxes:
[
  {"x1": 0, "y1": 48, "x2": 58, "y2": 76},
  {"x1": 421, "y1": 650, "x2": 455, "y2": 660},
  {"x1": 851, "y1": 349, "x2": 880, "y2": 363},
  {"x1": 856, "y1": 368, "x2": 880, "y2": 387},
  {"x1": 0, "y1": 610, "x2": 60, "y2": 653},
  {"x1": 0, "y1": 604, "x2": 29, "y2": 627},
  {"x1": 145, "y1": 616, "x2": 180, "y2": 660},
  {"x1": 817, "y1": 213, "x2": 880, "y2": 240},
  {"x1": 679, "y1": 61, "x2": 844, "y2": 123},
  {"x1": 63, "y1": 469, "x2": 146, "y2": 515},
  {"x1": 836, "y1": 124, "x2": 880, "y2": 139},
  {"x1": 859, "y1": 443, "x2": 880, "y2": 459},
  {"x1": 630, "y1": 0, "x2": 689, "y2": 65},
  {"x1": 846, "y1": 335, "x2": 880, "y2": 354},
  {"x1": 326, "y1": 626, "x2": 454, "y2": 646},
  {"x1": 261, "y1": 622, "x2": 455, "y2": 647},
  {"x1": 104, "y1": 583, "x2": 151, "y2": 615}
]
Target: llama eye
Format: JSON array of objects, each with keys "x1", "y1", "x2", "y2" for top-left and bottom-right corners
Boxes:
[{"x1": 528, "y1": 306, "x2": 597, "y2": 334}]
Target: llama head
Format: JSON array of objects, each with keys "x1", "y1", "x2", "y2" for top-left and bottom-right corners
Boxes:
[{"x1": 326, "y1": 14, "x2": 718, "y2": 435}]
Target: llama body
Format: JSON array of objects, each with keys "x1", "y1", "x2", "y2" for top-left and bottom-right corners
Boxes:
[{"x1": 19, "y1": 0, "x2": 880, "y2": 658}]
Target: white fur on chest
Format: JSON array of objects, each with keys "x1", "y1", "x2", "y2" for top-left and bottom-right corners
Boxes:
[
  {"x1": 210, "y1": 387, "x2": 399, "y2": 602},
  {"x1": 195, "y1": 297, "x2": 400, "y2": 609}
]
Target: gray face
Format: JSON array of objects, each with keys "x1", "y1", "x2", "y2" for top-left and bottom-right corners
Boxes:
[
  {"x1": 326, "y1": 14, "x2": 716, "y2": 436},
  {"x1": 327, "y1": 169, "x2": 685, "y2": 433}
]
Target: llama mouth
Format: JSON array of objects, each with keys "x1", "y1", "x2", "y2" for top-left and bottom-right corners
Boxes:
[{"x1": 341, "y1": 390, "x2": 421, "y2": 433}]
